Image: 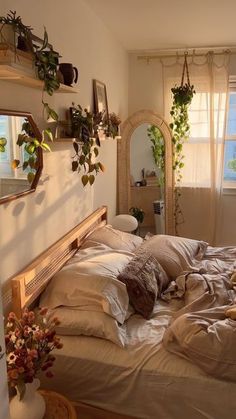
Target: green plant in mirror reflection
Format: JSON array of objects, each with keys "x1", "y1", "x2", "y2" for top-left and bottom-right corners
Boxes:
[
  {"x1": 147, "y1": 125, "x2": 165, "y2": 186},
  {"x1": 11, "y1": 119, "x2": 53, "y2": 184}
]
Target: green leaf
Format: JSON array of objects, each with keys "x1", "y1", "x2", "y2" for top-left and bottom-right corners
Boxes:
[
  {"x1": 27, "y1": 172, "x2": 35, "y2": 184},
  {"x1": 43, "y1": 129, "x2": 54, "y2": 142},
  {"x1": 0, "y1": 145, "x2": 5, "y2": 152},
  {"x1": 93, "y1": 147, "x2": 99, "y2": 157},
  {"x1": 81, "y1": 174, "x2": 89, "y2": 186},
  {"x1": 79, "y1": 155, "x2": 85, "y2": 165},
  {"x1": 88, "y1": 174, "x2": 95, "y2": 185},
  {"x1": 72, "y1": 161, "x2": 79, "y2": 171},
  {"x1": 73, "y1": 142, "x2": 79, "y2": 154},
  {"x1": 40, "y1": 142, "x2": 51, "y2": 152},
  {"x1": 98, "y1": 162, "x2": 105, "y2": 172},
  {"x1": 23, "y1": 161, "x2": 29, "y2": 170},
  {"x1": 0, "y1": 137, "x2": 7, "y2": 146}
]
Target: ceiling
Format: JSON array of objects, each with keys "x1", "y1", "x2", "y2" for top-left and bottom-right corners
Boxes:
[{"x1": 86, "y1": 0, "x2": 236, "y2": 52}]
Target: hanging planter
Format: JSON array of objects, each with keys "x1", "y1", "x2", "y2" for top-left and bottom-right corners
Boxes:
[{"x1": 169, "y1": 53, "x2": 195, "y2": 234}]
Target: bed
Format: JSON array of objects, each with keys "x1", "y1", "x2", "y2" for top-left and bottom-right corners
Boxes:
[{"x1": 9, "y1": 206, "x2": 236, "y2": 419}]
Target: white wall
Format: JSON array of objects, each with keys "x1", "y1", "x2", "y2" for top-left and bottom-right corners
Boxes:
[
  {"x1": 0, "y1": 0, "x2": 128, "y2": 283},
  {"x1": 128, "y1": 53, "x2": 236, "y2": 245}
]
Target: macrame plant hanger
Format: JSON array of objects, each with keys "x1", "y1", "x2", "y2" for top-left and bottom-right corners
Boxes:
[{"x1": 181, "y1": 52, "x2": 191, "y2": 87}]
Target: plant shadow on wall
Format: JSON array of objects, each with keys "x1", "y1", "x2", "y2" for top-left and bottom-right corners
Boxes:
[
  {"x1": 66, "y1": 103, "x2": 121, "y2": 186},
  {"x1": 169, "y1": 53, "x2": 195, "y2": 234}
]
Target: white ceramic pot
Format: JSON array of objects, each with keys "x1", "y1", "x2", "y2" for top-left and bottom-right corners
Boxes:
[{"x1": 9, "y1": 378, "x2": 46, "y2": 419}]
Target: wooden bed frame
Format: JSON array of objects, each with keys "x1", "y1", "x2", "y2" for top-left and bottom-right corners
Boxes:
[
  {"x1": 9, "y1": 206, "x2": 107, "y2": 317},
  {"x1": 5, "y1": 206, "x2": 135, "y2": 419}
]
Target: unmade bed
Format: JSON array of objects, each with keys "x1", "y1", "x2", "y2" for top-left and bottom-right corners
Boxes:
[{"x1": 9, "y1": 206, "x2": 236, "y2": 419}]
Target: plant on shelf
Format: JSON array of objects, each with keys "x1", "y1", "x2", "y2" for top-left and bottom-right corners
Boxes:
[
  {"x1": 169, "y1": 53, "x2": 195, "y2": 234},
  {"x1": 69, "y1": 104, "x2": 105, "y2": 186},
  {"x1": 12, "y1": 118, "x2": 53, "y2": 183},
  {"x1": 147, "y1": 125, "x2": 165, "y2": 186},
  {"x1": 93, "y1": 110, "x2": 121, "y2": 140},
  {"x1": 5, "y1": 308, "x2": 63, "y2": 400},
  {"x1": 0, "y1": 11, "x2": 59, "y2": 120}
]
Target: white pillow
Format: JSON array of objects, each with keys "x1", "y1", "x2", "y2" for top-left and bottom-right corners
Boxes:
[
  {"x1": 47, "y1": 308, "x2": 126, "y2": 347},
  {"x1": 84, "y1": 225, "x2": 143, "y2": 252},
  {"x1": 40, "y1": 272, "x2": 129, "y2": 325},
  {"x1": 139, "y1": 235, "x2": 208, "y2": 279}
]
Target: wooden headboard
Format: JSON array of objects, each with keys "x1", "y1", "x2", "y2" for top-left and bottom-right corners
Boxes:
[{"x1": 7, "y1": 206, "x2": 107, "y2": 317}]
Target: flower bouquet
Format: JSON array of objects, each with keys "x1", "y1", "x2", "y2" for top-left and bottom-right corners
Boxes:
[{"x1": 5, "y1": 308, "x2": 62, "y2": 400}]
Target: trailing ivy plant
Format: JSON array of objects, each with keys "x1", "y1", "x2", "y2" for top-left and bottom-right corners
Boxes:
[
  {"x1": 12, "y1": 119, "x2": 53, "y2": 184},
  {"x1": 169, "y1": 55, "x2": 195, "y2": 234},
  {"x1": 147, "y1": 125, "x2": 165, "y2": 186},
  {"x1": 70, "y1": 105, "x2": 105, "y2": 186}
]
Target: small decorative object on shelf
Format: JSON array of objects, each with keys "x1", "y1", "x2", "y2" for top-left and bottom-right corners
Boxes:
[
  {"x1": 5, "y1": 308, "x2": 63, "y2": 419},
  {"x1": 69, "y1": 104, "x2": 105, "y2": 186}
]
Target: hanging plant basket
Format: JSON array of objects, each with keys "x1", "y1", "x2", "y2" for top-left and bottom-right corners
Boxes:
[{"x1": 169, "y1": 53, "x2": 195, "y2": 234}]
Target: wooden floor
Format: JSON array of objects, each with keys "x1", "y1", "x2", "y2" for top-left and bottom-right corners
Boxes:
[{"x1": 74, "y1": 402, "x2": 136, "y2": 419}]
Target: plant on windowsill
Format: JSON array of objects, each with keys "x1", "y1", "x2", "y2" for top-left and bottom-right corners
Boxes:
[{"x1": 169, "y1": 53, "x2": 195, "y2": 234}]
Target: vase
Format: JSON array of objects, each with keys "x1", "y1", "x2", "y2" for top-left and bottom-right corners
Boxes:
[
  {"x1": 59, "y1": 63, "x2": 78, "y2": 86},
  {"x1": 9, "y1": 378, "x2": 46, "y2": 419}
]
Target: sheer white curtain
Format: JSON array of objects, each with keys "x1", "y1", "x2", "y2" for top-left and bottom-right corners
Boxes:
[{"x1": 162, "y1": 53, "x2": 229, "y2": 244}]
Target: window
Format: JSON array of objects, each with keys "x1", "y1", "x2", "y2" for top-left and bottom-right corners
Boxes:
[
  {"x1": 223, "y1": 81, "x2": 236, "y2": 186},
  {"x1": 0, "y1": 115, "x2": 27, "y2": 179}
]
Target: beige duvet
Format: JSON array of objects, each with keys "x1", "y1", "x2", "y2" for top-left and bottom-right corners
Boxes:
[{"x1": 40, "y1": 244, "x2": 236, "y2": 418}]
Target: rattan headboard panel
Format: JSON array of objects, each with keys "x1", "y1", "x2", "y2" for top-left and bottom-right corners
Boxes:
[{"x1": 7, "y1": 206, "x2": 107, "y2": 316}]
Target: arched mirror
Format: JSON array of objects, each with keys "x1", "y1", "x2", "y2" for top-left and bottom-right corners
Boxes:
[
  {"x1": 0, "y1": 109, "x2": 42, "y2": 204},
  {"x1": 118, "y1": 110, "x2": 174, "y2": 236}
]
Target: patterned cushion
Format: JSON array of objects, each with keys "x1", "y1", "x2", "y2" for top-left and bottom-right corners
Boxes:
[{"x1": 117, "y1": 251, "x2": 168, "y2": 319}]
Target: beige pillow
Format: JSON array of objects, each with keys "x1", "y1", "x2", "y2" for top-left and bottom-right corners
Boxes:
[
  {"x1": 48, "y1": 308, "x2": 126, "y2": 347},
  {"x1": 139, "y1": 235, "x2": 208, "y2": 279},
  {"x1": 84, "y1": 225, "x2": 143, "y2": 252}
]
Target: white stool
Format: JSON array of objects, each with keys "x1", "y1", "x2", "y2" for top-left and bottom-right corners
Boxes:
[{"x1": 111, "y1": 214, "x2": 138, "y2": 233}]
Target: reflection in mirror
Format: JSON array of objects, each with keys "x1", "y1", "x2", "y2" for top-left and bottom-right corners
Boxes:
[
  {"x1": 118, "y1": 110, "x2": 174, "y2": 236},
  {"x1": 130, "y1": 123, "x2": 165, "y2": 236},
  {"x1": 0, "y1": 110, "x2": 42, "y2": 204}
]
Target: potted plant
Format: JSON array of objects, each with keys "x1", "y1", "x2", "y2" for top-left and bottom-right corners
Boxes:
[
  {"x1": 5, "y1": 308, "x2": 62, "y2": 397},
  {"x1": 0, "y1": 11, "x2": 60, "y2": 118},
  {"x1": 147, "y1": 125, "x2": 165, "y2": 187},
  {"x1": 69, "y1": 104, "x2": 105, "y2": 186},
  {"x1": 129, "y1": 207, "x2": 145, "y2": 235}
]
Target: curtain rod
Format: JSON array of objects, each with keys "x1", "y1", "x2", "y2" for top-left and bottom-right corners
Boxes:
[{"x1": 137, "y1": 48, "x2": 236, "y2": 61}]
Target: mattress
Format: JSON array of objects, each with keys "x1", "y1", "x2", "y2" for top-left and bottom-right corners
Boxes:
[{"x1": 40, "y1": 299, "x2": 236, "y2": 419}]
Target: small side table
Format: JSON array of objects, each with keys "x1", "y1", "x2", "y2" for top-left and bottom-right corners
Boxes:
[{"x1": 39, "y1": 390, "x2": 77, "y2": 419}]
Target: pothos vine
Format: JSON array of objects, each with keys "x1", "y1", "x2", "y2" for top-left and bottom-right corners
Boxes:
[{"x1": 169, "y1": 54, "x2": 195, "y2": 234}]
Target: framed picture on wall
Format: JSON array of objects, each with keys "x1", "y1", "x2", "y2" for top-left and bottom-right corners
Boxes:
[{"x1": 93, "y1": 79, "x2": 109, "y2": 119}]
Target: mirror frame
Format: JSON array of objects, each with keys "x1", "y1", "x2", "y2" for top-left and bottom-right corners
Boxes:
[
  {"x1": 117, "y1": 109, "x2": 175, "y2": 235},
  {"x1": 0, "y1": 109, "x2": 43, "y2": 205}
]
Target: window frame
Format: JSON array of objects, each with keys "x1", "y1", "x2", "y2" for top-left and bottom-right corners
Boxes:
[{"x1": 223, "y1": 77, "x2": 236, "y2": 190}]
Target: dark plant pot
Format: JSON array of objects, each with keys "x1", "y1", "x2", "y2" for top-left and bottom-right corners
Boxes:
[
  {"x1": 59, "y1": 63, "x2": 78, "y2": 86},
  {"x1": 17, "y1": 35, "x2": 30, "y2": 52}
]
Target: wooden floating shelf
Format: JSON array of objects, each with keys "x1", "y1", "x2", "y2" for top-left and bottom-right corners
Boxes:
[{"x1": 0, "y1": 46, "x2": 78, "y2": 93}]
